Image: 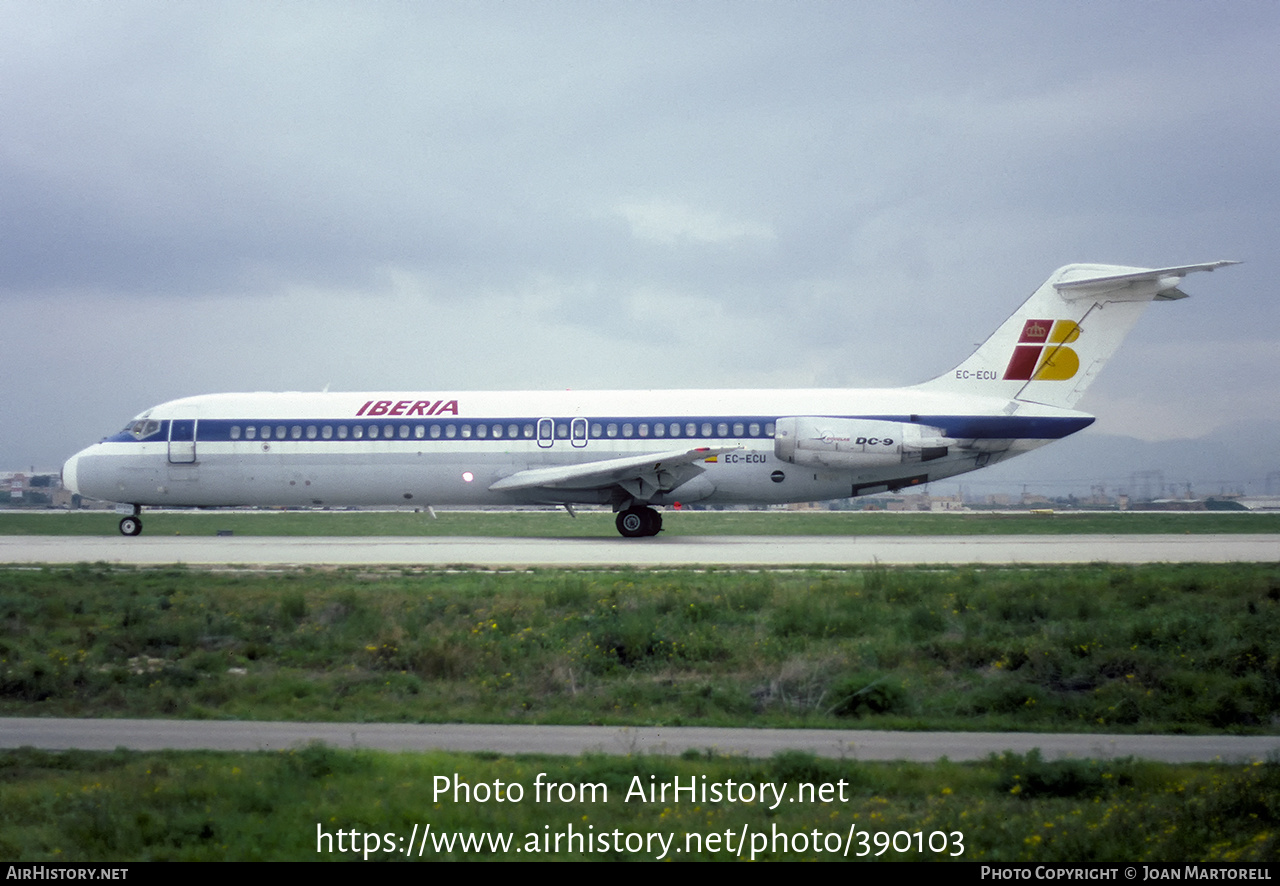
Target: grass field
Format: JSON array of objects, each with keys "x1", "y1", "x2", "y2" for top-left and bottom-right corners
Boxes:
[
  {"x1": 4, "y1": 560, "x2": 1279, "y2": 862},
  {"x1": 1, "y1": 746, "x2": 1275, "y2": 861},
  {"x1": 3, "y1": 563, "x2": 1278, "y2": 733},
  {"x1": 2, "y1": 508, "x2": 1279, "y2": 536}
]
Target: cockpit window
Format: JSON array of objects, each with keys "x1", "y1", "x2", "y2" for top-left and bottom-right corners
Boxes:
[{"x1": 126, "y1": 420, "x2": 161, "y2": 439}]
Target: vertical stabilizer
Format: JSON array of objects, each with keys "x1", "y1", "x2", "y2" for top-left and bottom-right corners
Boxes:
[{"x1": 915, "y1": 261, "x2": 1237, "y2": 409}]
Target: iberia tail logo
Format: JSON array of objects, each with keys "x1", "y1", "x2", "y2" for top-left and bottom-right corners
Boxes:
[{"x1": 1003, "y1": 319, "x2": 1081, "y2": 381}]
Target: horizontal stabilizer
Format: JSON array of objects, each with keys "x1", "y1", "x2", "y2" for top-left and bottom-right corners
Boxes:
[
  {"x1": 1054, "y1": 261, "x2": 1239, "y2": 300},
  {"x1": 489, "y1": 445, "x2": 739, "y2": 493}
]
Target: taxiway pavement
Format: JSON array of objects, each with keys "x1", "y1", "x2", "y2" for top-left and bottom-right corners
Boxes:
[
  {"x1": 0, "y1": 533, "x2": 1275, "y2": 566},
  {"x1": 4, "y1": 718, "x2": 1277, "y2": 763}
]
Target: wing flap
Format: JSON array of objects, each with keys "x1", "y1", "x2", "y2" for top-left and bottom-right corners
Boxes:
[{"x1": 489, "y1": 446, "x2": 739, "y2": 493}]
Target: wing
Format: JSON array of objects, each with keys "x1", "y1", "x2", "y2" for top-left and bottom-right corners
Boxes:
[{"x1": 489, "y1": 445, "x2": 739, "y2": 501}]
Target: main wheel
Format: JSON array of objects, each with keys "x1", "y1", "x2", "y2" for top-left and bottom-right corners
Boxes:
[
  {"x1": 616, "y1": 507, "x2": 647, "y2": 538},
  {"x1": 119, "y1": 516, "x2": 143, "y2": 537},
  {"x1": 616, "y1": 507, "x2": 661, "y2": 538}
]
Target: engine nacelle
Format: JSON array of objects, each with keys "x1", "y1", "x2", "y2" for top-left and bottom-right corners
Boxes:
[{"x1": 774, "y1": 417, "x2": 954, "y2": 470}]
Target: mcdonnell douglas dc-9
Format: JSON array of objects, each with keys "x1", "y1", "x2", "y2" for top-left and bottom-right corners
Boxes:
[{"x1": 63, "y1": 261, "x2": 1236, "y2": 538}]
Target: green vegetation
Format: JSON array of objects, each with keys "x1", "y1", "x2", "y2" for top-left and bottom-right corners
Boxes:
[
  {"x1": 0, "y1": 746, "x2": 1274, "y2": 861},
  {"x1": 2, "y1": 508, "x2": 1278, "y2": 536},
  {"x1": 6, "y1": 562, "x2": 1279, "y2": 862},
  {"x1": 3, "y1": 563, "x2": 1278, "y2": 732}
]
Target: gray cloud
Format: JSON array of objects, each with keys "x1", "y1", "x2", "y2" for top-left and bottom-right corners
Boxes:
[{"x1": 2, "y1": 1, "x2": 1276, "y2": 475}]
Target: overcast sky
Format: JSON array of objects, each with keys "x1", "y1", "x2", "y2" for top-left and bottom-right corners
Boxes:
[{"x1": 4, "y1": 1, "x2": 1276, "y2": 473}]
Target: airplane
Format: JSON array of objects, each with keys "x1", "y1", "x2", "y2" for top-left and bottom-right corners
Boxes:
[{"x1": 62, "y1": 261, "x2": 1237, "y2": 538}]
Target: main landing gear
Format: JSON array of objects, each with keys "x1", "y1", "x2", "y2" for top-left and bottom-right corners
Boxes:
[{"x1": 616, "y1": 506, "x2": 662, "y2": 538}]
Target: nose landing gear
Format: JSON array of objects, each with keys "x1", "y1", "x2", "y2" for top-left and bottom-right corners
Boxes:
[
  {"x1": 116, "y1": 505, "x2": 143, "y2": 536},
  {"x1": 616, "y1": 506, "x2": 662, "y2": 538}
]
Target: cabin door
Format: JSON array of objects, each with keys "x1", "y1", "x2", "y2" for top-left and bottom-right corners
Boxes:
[{"x1": 168, "y1": 407, "x2": 197, "y2": 464}]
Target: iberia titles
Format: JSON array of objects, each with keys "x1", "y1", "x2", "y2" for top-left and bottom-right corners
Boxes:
[{"x1": 355, "y1": 399, "x2": 460, "y2": 417}]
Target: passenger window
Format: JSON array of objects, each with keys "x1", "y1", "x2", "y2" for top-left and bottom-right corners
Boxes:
[
  {"x1": 307, "y1": 426, "x2": 317, "y2": 439},
  {"x1": 446, "y1": 424, "x2": 457, "y2": 438},
  {"x1": 368, "y1": 425, "x2": 379, "y2": 439},
  {"x1": 702, "y1": 423, "x2": 713, "y2": 437},
  {"x1": 733, "y1": 422, "x2": 744, "y2": 436},
  {"x1": 670, "y1": 423, "x2": 681, "y2": 437},
  {"x1": 606, "y1": 423, "x2": 618, "y2": 438},
  {"x1": 322, "y1": 425, "x2": 333, "y2": 439},
  {"x1": 338, "y1": 425, "x2": 348, "y2": 439},
  {"x1": 414, "y1": 425, "x2": 424, "y2": 439},
  {"x1": 638, "y1": 423, "x2": 649, "y2": 437},
  {"x1": 556, "y1": 423, "x2": 568, "y2": 438},
  {"x1": 276, "y1": 426, "x2": 287, "y2": 440},
  {"x1": 522, "y1": 424, "x2": 534, "y2": 438},
  {"x1": 591, "y1": 423, "x2": 602, "y2": 438},
  {"x1": 230, "y1": 426, "x2": 241, "y2": 440},
  {"x1": 748, "y1": 423, "x2": 760, "y2": 437},
  {"x1": 654, "y1": 423, "x2": 665, "y2": 437},
  {"x1": 686, "y1": 423, "x2": 698, "y2": 437},
  {"x1": 717, "y1": 422, "x2": 728, "y2": 437},
  {"x1": 353, "y1": 426, "x2": 364, "y2": 439},
  {"x1": 246, "y1": 426, "x2": 256, "y2": 440},
  {"x1": 430, "y1": 425, "x2": 441, "y2": 439},
  {"x1": 476, "y1": 424, "x2": 487, "y2": 438},
  {"x1": 765, "y1": 422, "x2": 776, "y2": 437},
  {"x1": 399, "y1": 425, "x2": 409, "y2": 439},
  {"x1": 492, "y1": 424, "x2": 503, "y2": 438},
  {"x1": 508, "y1": 424, "x2": 519, "y2": 438},
  {"x1": 622, "y1": 423, "x2": 633, "y2": 437},
  {"x1": 461, "y1": 425, "x2": 472, "y2": 438}
]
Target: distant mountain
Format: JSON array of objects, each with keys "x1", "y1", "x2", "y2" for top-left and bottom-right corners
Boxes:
[{"x1": 930, "y1": 419, "x2": 1280, "y2": 498}]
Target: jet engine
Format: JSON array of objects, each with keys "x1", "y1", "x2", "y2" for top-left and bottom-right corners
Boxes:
[{"x1": 773, "y1": 417, "x2": 954, "y2": 469}]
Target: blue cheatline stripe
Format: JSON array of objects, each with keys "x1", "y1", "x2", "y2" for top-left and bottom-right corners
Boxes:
[{"x1": 102, "y1": 413, "x2": 1092, "y2": 445}]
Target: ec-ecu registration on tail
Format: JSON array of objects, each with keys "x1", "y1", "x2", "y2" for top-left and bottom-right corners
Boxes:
[{"x1": 63, "y1": 262, "x2": 1236, "y2": 537}]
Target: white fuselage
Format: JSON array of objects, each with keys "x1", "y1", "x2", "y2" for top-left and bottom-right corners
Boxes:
[{"x1": 62, "y1": 386, "x2": 1090, "y2": 511}]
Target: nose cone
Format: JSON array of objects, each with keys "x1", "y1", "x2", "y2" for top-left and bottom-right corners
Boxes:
[{"x1": 62, "y1": 448, "x2": 87, "y2": 496}]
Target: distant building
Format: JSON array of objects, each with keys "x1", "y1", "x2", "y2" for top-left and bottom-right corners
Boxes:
[{"x1": 2, "y1": 470, "x2": 71, "y2": 507}]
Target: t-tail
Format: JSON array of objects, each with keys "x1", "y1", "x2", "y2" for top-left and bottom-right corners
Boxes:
[{"x1": 915, "y1": 261, "x2": 1239, "y2": 409}]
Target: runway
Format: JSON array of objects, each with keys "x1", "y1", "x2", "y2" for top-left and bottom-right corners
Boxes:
[
  {"x1": 4, "y1": 718, "x2": 1277, "y2": 763},
  {"x1": 0, "y1": 533, "x2": 1275, "y2": 566}
]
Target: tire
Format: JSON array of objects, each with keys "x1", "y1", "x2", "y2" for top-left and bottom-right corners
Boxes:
[
  {"x1": 119, "y1": 516, "x2": 142, "y2": 537},
  {"x1": 616, "y1": 507, "x2": 661, "y2": 538},
  {"x1": 616, "y1": 508, "x2": 648, "y2": 538}
]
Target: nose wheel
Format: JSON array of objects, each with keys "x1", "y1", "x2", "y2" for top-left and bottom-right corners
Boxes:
[
  {"x1": 616, "y1": 506, "x2": 662, "y2": 538},
  {"x1": 119, "y1": 516, "x2": 143, "y2": 536}
]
